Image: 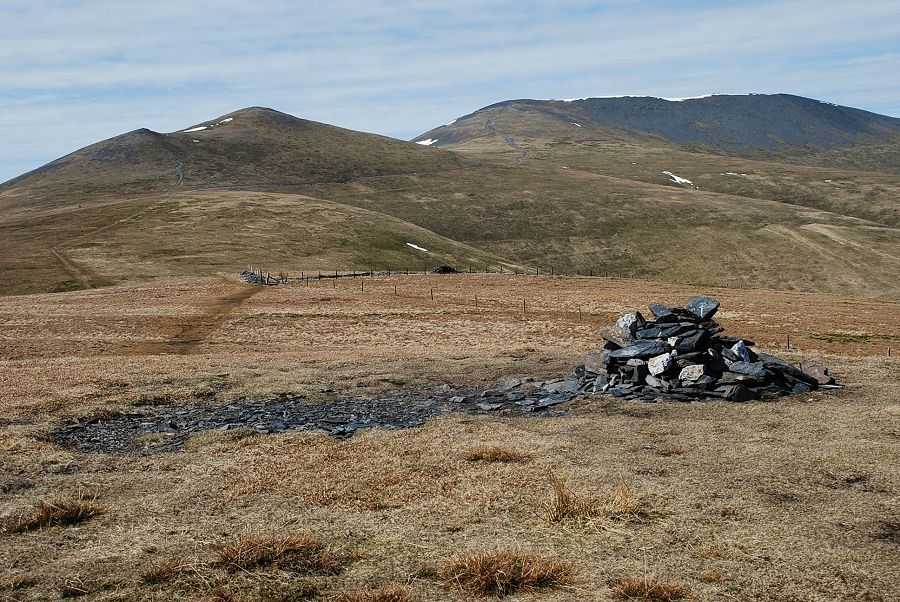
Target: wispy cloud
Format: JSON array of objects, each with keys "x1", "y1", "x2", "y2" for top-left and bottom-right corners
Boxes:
[{"x1": 2, "y1": 0, "x2": 900, "y2": 182}]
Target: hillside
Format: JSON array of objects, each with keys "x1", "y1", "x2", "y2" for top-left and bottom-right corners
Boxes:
[
  {"x1": 0, "y1": 107, "x2": 466, "y2": 219},
  {"x1": 1, "y1": 101, "x2": 899, "y2": 299},
  {"x1": 414, "y1": 93, "x2": 900, "y2": 173}
]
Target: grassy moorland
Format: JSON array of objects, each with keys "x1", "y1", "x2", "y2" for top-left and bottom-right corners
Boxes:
[
  {"x1": 2, "y1": 106, "x2": 899, "y2": 299},
  {"x1": 1, "y1": 274, "x2": 898, "y2": 600}
]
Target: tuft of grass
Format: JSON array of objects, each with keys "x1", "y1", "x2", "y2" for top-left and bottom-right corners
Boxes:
[
  {"x1": 464, "y1": 447, "x2": 529, "y2": 463},
  {"x1": 439, "y1": 549, "x2": 573, "y2": 597},
  {"x1": 603, "y1": 483, "x2": 651, "y2": 521},
  {"x1": 10, "y1": 492, "x2": 103, "y2": 533},
  {"x1": 211, "y1": 531, "x2": 344, "y2": 575},
  {"x1": 657, "y1": 446, "x2": 686, "y2": 457},
  {"x1": 544, "y1": 475, "x2": 600, "y2": 523},
  {"x1": 544, "y1": 476, "x2": 649, "y2": 524},
  {"x1": 139, "y1": 559, "x2": 195, "y2": 585},
  {"x1": 332, "y1": 585, "x2": 416, "y2": 602},
  {"x1": 611, "y1": 576, "x2": 690, "y2": 601}
]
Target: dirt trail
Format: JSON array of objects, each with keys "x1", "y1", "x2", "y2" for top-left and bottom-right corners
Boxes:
[
  {"x1": 49, "y1": 246, "x2": 93, "y2": 288},
  {"x1": 162, "y1": 280, "x2": 263, "y2": 354},
  {"x1": 485, "y1": 111, "x2": 530, "y2": 164}
]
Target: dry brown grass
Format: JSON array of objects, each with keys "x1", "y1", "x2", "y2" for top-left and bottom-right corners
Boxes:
[
  {"x1": 464, "y1": 447, "x2": 530, "y2": 463},
  {"x1": 439, "y1": 549, "x2": 573, "y2": 597},
  {"x1": 332, "y1": 585, "x2": 416, "y2": 602},
  {"x1": 139, "y1": 559, "x2": 196, "y2": 584},
  {"x1": 211, "y1": 531, "x2": 344, "y2": 575},
  {"x1": 9, "y1": 492, "x2": 102, "y2": 533},
  {"x1": 544, "y1": 476, "x2": 649, "y2": 524},
  {"x1": 197, "y1": 586, "x2": 247, "y2": 602},
  {"x1": 0, "y1": 276, "x2": 899, "y2": 600},
  {"x1": 657, "y1": 446, "x2": 686, "y2": 457},
  {"x1": 611, "y1": 575, "x2": 690, "y2": 601}
]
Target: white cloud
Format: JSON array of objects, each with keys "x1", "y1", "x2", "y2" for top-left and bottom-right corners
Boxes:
[{"x1": 2, "y1": 0, "x2": 900, "y2": 182}]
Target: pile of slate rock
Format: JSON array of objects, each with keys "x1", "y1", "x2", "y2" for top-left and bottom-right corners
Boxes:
[{"x1": 582, "y1": 295, "x2": 837, "y2": 403}]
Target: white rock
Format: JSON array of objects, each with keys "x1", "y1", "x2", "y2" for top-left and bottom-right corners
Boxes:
[
  {"x1": 616, "y1": 313, "x2": 639, "y2": 334},
  {"x1": 731, "y1": 340, "x2": 751, "y2": 362},
  {"x1": 679, "y1": 364, "x2": 706, "y2": 381},
  {"x1": 648, "y1": 353, "x2": 673, "y2": 376}
]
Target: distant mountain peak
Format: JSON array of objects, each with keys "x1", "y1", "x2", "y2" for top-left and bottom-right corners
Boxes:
[{"x1": 414, "y1": 93, "x2": 900, "y2": 166}]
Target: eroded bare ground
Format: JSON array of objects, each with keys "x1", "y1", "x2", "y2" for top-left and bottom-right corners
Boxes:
[{"x1": 1, "y1": 274, "x2": 898, "y2": 600}]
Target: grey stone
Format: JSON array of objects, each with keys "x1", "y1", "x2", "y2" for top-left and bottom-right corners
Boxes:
[
  {"x1": 725, "y1": 384, "x2": 756, "y2": 402},
  {"x1": 500, "y1": 378, "x2": 522, "y2": 391},
  {"x1": 731, "y1": 340, "x2": 751, "y2": 363},
  {"x1": 645, "y1": 375, "x2": 672, "y2": 391},
  {"x1": 674, "y1": 330, "x2": 708, "y2": 351},
  {"x1": 584, "y1": 350, "x2": 611, "y2": 373},
  {"x1": 678, "y1": 364, "x2": 706, "y2": 381},
  {"x1": 647, "y1": 352, "x2": 673, "y2": 376},
  {"x1": 599, "y1": 326, "x2": 632, "y2": 348},
  {"x1": 476, "y1": 402, "x2": 504, "y2": 411},
  {"x1": 648, "y1": 302, "x2": 675, "y2": 319},
  {"x1": 609, "y1": 340, "x2": 671, "y2": 359},
  {"x1": 721, "y1": 347, "x2": 741, "y2": 362},
  {"x1": 695, "y1": 375, "x2": 716, "y2": 387},
  {"x1": 684, "y1": 295, "x2": 721, "y2": 320},
  {"x1": 636, "y1": 323, "x2": 687, "y2": 340},
  {"x1": 537, "y1": 394, "x2": 572, "y2": 407},
  {"x1": 544, "y1": 379, "x2": 582, "y2": 394},
  {"x1": 729, "y1": 361, "x2": 767, "y2": 378},
  {"x1": 800, "y1": 361, "x2": 834, "y2": 385},
  {"x1": 626, "y1": 358, "x2": 647, "y2": 367},
  {"x1": 616, "y1": 313, "x2": 641, "y2": 334}
]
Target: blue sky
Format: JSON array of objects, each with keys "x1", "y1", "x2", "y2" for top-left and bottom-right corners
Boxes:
[{"x1": 2, "y1": 0, "x2": 900, "y2": 183}]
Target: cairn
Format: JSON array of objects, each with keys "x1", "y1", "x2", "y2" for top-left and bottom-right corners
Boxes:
[{"x1": 584, "y1": 296, "x2": 836, "y2": 402}]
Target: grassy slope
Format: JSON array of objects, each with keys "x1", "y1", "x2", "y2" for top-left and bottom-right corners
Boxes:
[
  {"x1": 2, "y1": 105, "x2": 898, "y2": 298},
  {"x1": 422, "y1": 103, "x2": 900, "y2": 225},
  {"x1": 301, "y1": 160, "x2": 900, "y2": 298},
  {"x1": 60, "y1": 191, "x2": 517, "y2": 284}
]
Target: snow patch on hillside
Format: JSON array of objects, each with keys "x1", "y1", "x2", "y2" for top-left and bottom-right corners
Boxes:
[
  {"x1": 406, "y1": 242, "x2": 429, "y2": 252},
  {"x1": 183, "y1": 126, "x2": 207, "y2": 132},
  {"x1": 570, "y1": 122, "x2": 582, "y2": 127},
  {"x1": 663, "y1": 171, "x2": 692, "y2": 185},
  {"x1": 416, "y1": 138, "x2": 438, "y2": 146}
]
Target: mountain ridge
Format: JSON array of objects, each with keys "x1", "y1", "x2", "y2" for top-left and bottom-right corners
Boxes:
[
  {"x1": 413, "y1": 93, "x2": 900, "y2": 172},
  {"x1": 1, "y1": 98, "x2": 898, "y2": 299}
]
